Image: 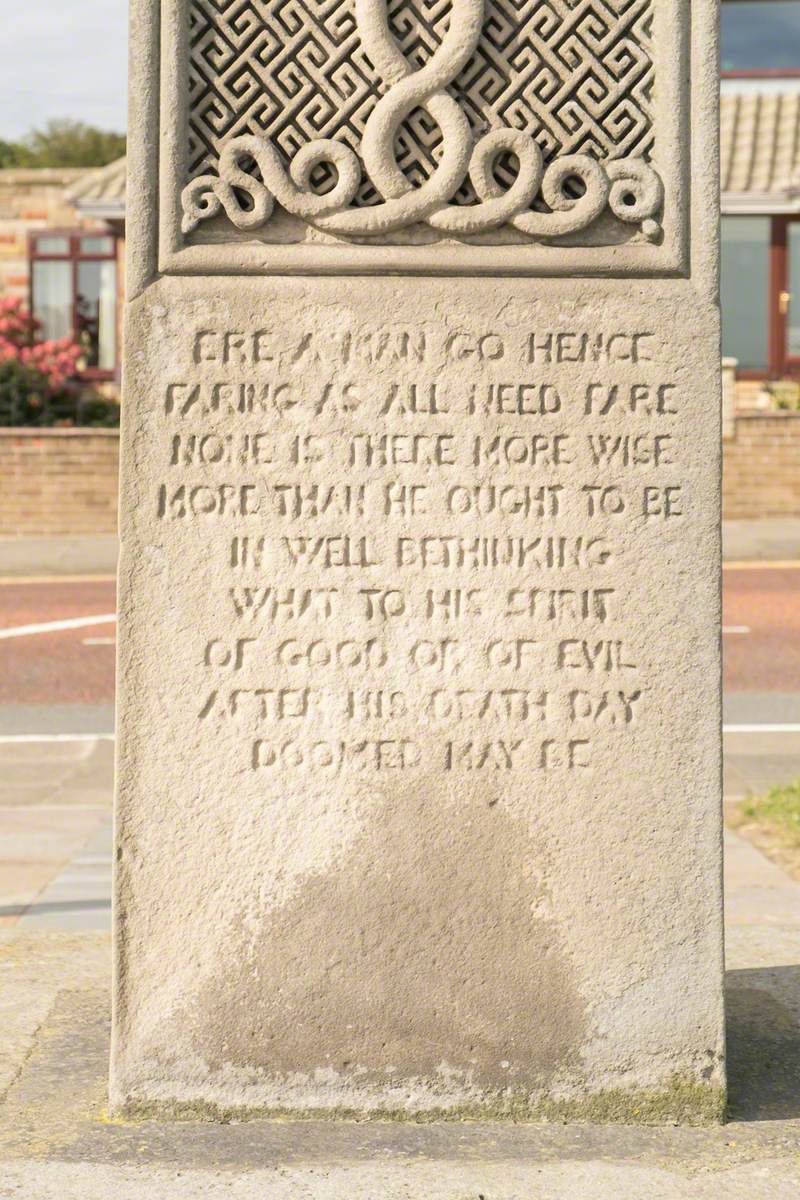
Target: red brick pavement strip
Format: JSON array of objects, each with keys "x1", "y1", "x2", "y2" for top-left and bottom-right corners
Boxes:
[
  {"x1": 0, "y1": 579, "x2": 116, "y2": 706},
  {"x1": 723, "y1": 567, "x2": 800, "y2": 695},
  {"x1": 0, "y1": 578, "x2": 116, "y2": 626}
]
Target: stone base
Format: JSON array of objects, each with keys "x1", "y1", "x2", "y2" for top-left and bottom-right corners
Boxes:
[{"x1": 117, "y1": 1077, "x2": 725, "y2": 1126}]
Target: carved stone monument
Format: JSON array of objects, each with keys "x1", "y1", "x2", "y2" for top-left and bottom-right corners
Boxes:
[{"x1": 115, "y1": 0, "x2": 724, "y2": 1120}]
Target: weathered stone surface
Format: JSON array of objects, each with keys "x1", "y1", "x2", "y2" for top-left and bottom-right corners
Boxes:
[{"x1": 114, "y1": 0, "x2": 724, "y2": 1118}]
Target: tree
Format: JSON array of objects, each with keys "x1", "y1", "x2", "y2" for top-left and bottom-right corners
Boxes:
[
  {"x1": 0, "y1": 139, "x2": 31, "y2": 168},
  {"x1": 0, "y1": 121, "x2": 126, "y2": 169}
]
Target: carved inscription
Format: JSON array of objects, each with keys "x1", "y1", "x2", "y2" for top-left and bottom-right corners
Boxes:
[{"x1": 158, "y1": 321, "x2": 686, "y2": 777}]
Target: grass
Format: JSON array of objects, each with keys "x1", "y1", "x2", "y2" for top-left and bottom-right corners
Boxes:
[{"x1": 735, "y1": 780, "x2": 800, "y2": 849}]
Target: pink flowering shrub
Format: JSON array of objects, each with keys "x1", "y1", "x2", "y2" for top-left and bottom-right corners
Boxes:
[
  {"x1": 0, "y1": 296, "x2": 118, "y2": 426},
  {"x1": 0, "y1": 296, "x2": 35, "y2": 344},
  {"x1": 0, "y1": 296, "x2": 82, "y2": 389}
]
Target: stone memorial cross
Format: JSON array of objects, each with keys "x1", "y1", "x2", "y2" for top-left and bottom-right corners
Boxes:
[{"x1": 114, "y1": 0, "x2": 725, "y2": 1121}]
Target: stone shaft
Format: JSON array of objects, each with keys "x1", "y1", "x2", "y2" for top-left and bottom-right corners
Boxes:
[{"x1": 114, "y1": 0, "x2": 724, "y2": 1119}]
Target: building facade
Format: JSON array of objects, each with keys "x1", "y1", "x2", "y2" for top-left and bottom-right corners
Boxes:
[
  {"x1": 0, "y1": 163, "x2": 125, "y2": 392},
  {"x1": 721, "y1": 0, "x2": 800, "y2": 380}
]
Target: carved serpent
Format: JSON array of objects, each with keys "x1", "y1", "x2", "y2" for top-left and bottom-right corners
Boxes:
[{"x1": 181, "y1": 0, "x2": 664, "y2": 241}]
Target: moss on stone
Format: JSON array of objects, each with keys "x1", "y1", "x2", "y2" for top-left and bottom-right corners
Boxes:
[
  {"x1": 525, "y1": 1075, "x2": 726, "y2": 1126},
  {"x1": 115, "y1": 1074, "x2": 726, "y2": 1128}
]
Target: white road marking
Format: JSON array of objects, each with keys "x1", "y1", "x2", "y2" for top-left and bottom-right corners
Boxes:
[
  {"x1": 724, "y1": 724, "x2": 800, "y2": 734},
  {"x1": 722, "y1": 626, "x2": 750, "y2": 634},
  {"x1": 82, "y1": 637, "x2": 116, "y2": 646},
  {"x1": 0, "y1": 614, "x2": 116, "y2": 640},
  {"x1": 0, "y1": 734, "x2": 115, "y2": 744}
]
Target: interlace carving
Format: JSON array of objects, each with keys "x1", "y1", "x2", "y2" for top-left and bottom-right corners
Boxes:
[{"x1": 182, "y1": 0, "x2": 664, "y2": 241}]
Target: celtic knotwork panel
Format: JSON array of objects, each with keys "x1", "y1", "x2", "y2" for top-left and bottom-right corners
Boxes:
[
  {"x1": 188, "y1": 0, "x2": 654, "y2": 207},
  {"x1": 181, "y1": 0, "x2": 663, "y2": 243}
]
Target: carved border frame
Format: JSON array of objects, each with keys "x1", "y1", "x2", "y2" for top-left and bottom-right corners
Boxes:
[{"x1": 156, "y1": 0, "x2": 689, "y2": 277}]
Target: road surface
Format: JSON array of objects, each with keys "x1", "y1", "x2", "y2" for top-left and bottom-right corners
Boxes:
[{"x1": 723, "y1": 565, "x2": 800, "y2": 796}]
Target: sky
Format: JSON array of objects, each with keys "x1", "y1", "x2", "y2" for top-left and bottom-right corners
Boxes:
[{"x1": 2, "y1": 4, "x2": 128, "y2": 141}]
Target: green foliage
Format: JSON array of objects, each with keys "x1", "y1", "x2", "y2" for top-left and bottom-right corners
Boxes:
[
  {"x1": 739, "y1": 781, "x2": 800, "y2": 847},
  {"x1": 0, "y1": 359, "x2": 47, "y2": 422},
  {"x1": 0, "y1": 120, "x2": 125, "y2": 169},
  {"x1": 0, "y1": 360, "x2": 119, "y2": 428},
  {"x1": 767, "y1": 380, "x2": 800, "y2": 411},
  {"x1": 0, "y1": 139, "x2": 29, "y2": 168}
]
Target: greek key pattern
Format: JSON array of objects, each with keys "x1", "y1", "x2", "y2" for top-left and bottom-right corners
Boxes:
[{"x1": 183, "y1": 0, "x2": 663, "y2": 241}]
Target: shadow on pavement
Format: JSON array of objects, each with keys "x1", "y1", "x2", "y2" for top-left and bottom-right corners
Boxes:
[{"x1": 727, "y1": 965, "x2": 800, "y2": 1121}]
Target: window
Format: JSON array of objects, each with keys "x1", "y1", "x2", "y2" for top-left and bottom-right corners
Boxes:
[
  {"x1": 30, "y1": 232, "x2": 118, "y2": 376},
  {"x1": 722, "y1": 1, "x2": 800, "y2": 74},
  {"x1": 721, "y1": 217, "x2": 771, "y2": 370}
]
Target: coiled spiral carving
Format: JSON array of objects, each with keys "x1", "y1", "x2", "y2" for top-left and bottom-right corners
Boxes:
[{"x1": 181, "y1": 0, "x2": 664, "y2": 242}]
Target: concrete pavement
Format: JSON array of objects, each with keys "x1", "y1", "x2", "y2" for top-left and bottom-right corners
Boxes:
[
  {"x1": 723, "y1": 519, "x2": 800, "y2": 564},
  {"x1": 16, "y1": 814, "x2": 112, "y2": 932},
  {"x1": 0, "y1": 536, "x2": 118, "y2": 578},
  {"x1": 0, "y1": 738, "x2": 112, "y2": 932}
]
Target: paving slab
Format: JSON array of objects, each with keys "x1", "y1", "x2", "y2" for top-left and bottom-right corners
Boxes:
[
  {"x1": 725, "y1": 830, "x2": 800, "y2": 927},
  {"x1": 0, "y1": 932, "x2": 109, "y2": 1101},
  {"x1": 0, "y1": 737, "x2": 113, "y2": 808},
  {"x1": 723, "y1": 520, "x2": 800, "y2": 564},
  {"x1": 0, "y1": 536, "x2": 118, "y2": 579},
  {"x1": 0, "y1": 706, "x2": 114, "y2": 740},
  {"x1": 1, "y1": 1155, "x2": 800, "y2": 1200},
  {"x1": 0, "y1": 808, "x2": 107, "y2": 927},
  {"x1": 17, "y1": 816, "x2": 112, "y2": 931}
]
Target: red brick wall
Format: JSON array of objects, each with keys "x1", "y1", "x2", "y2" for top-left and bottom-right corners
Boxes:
[
  {"x1": 723, "y1": 413, "x2": 800, "y2": 519},
  {"x1": 0, "y1": 429, "x2": 119, "y2": 536}
]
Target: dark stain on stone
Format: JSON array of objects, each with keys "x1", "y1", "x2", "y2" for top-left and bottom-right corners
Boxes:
[{"x1": 171, "y1": 787, "x2": 587, "y2": 1099}]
